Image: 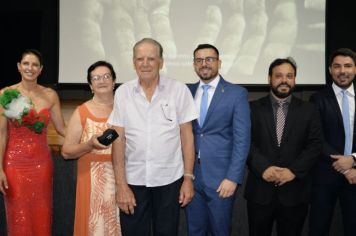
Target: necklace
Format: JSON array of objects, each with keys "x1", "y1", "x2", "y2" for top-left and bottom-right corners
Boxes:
[{"x1": 92, "y1": 97, "x2": 113, "y2": 106}]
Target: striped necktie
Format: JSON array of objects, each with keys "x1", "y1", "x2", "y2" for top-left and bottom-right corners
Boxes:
[{"x1": 276, "y1": 101, "x2": 286, "y2": 146}]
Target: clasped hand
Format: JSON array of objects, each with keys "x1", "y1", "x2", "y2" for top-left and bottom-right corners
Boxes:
[
  {"x1": 262, "y1": 166, "x2": 295, "y2": 186},
  {"x1": 331, "y1": 154, "x2": 354, "y2": 173},
  {"x1": 331, "y1": 155, "x2": 356, "y2": 184}
]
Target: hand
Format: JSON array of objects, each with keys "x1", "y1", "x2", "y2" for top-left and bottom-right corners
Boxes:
[
  {"x1": 344, "y1": 169, "x2": 356, "y2": 184},
  {"x1": 331, "y1": 155, "x2": 355, "y2": 173},
  {"x1": 179, "y1": 178, "x2": 194, "y2": 207},
  {"x1": 262, "y1": 166, "x2": 281, "y2": 182},
  {"x1": 216, "y1": 179, "x2": 237, "y2": 198},
  {"x1": 88, "y1": 134, "x2": 110, "y2": 150},
  {"x1": 274, "y1": 168, "x2": 296, "y2": 186},
  {"x1": 0, "y1": 169, "x2": 8, "y2": 195},
  {"x1": 116, "y1": 184, "x2": 136, "y2": 215}
]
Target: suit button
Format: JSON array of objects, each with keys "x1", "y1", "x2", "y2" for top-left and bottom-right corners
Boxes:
[{"x1": 200, "y1": 134, "x2": 204, "y2": 137}]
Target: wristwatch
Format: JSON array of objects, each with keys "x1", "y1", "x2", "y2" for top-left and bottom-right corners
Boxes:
[
  {"x1": 184, "y1": 173, "x2": 195, "y2": 181},
  {"x1": 352, "y1": 154, "x2": 356, "y2": 167}
]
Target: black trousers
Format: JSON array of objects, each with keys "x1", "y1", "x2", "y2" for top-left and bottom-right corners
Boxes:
[
  {"x1": 309, "y1": 183, "x2": 356, "y2": 236},
  {"x1": 120, "y1": 177, "x2": 183, "y2": 236},
  {"x1": 247, "y1": 198, "x2": 308, "y2": 236}
]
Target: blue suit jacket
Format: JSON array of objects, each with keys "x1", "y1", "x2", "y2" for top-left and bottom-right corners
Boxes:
[{"x1": 188, "y1": 77, "x2": 251, "y2": 189}]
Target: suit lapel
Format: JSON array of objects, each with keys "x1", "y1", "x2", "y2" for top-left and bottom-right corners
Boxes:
[
  {"x1": 259, "y1": 96, "x2": 278, "y2": 145},
  {"x1": 325, "y1": 86, "x2": 344, "y2": 126},
  {"x1": 281, "y1": 96, "x2": 300, "y2": 146},
  {"x1": 353, "y1": 86, "x2": 356, "y2": 137},
  {"x1": 203, "y1": 77, "x2": 226, "y2": 126},
  {"x1": 190, "y1": 82, "x2": 199, "y2": 97}
]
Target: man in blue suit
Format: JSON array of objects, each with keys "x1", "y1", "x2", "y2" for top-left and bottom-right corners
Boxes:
[
  {"x1": 186, "y1": 44, "x2": 251, "y2": 236},
  {"x1": 309, "y1": 48, "x2": 356, "y2": 236}
]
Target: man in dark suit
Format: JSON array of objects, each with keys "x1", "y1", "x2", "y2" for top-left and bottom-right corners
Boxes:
[
  {"x1": 309, "y1": 48, "x2": 356, "y2": 236},
  {"x1": 186, "y1": 44, "x2": 251, "y2": 236},
  {"x1": 244, "y1": 58, "x2": 323, "y2": 236}
]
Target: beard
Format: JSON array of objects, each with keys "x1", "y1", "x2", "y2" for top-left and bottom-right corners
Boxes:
[
  {"x1": 271, "y1": 83, "x2": 294, "y2": 99},
  {"x1": 333, "y1": 74, "x2": 354, "y2": 89},
  {"x1": 197, "y1": 66, "x2": 218, "y2": 81}
]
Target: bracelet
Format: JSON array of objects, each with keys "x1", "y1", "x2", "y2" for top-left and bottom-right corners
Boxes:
[{"x1": 183, "y1": 173, "x2": 195, "y2": 181}]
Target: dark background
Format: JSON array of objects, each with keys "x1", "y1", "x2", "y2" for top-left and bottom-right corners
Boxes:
[{"x1": 0, "y1": 0, "x2": 353, "y2": 235}]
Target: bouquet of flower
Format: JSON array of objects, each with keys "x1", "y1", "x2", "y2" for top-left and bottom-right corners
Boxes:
[{"x1": 0, "y1": 89, "x2": 47, "y2": 134}]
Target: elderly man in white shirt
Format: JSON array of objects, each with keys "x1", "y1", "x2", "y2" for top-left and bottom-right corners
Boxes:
[{"x1": 108, "y1": 38, "x2": 197, "y2": 236}]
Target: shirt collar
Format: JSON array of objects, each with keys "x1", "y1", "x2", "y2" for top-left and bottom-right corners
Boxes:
[
  {"x1": 270, "y1": 93, "x2": 292, "y2": 106},
  {"x1": 198, "y1": 75, "x2": 220, "y2": 89},
  {"x1": 332, "y1": 82, "x2": 355, "y2": 97},
  {"x1": 133, "y1": 76, "x2": 166, "y2": 93}
]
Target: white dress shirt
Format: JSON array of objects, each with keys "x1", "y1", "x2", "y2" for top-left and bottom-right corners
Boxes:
[{"x1": 108, "y1": 76, "x2": 198, "y2": 187}]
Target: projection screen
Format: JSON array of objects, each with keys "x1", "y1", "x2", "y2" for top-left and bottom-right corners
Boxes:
[{"x1": 59, "y1": 0, "x2": 325, "y2": 85}]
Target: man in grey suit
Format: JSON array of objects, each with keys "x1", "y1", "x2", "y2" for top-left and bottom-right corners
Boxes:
[
  {"x1": 245, "y1": 58, "x2": 322, "y2": 236},
  {"x1": 309, "y1": 48, "x2": 356, "y2": 236},
  {"x1": 186, "y1": 44, "x2": 251, "y2": 236}
]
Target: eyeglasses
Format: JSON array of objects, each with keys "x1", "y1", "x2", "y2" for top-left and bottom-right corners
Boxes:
[
  {"x1": 91, "y1": 73, "x2": 112, "y2": 82},
  {"x1": 194, "y1": 57, "x2": 218, "y2": 65}
]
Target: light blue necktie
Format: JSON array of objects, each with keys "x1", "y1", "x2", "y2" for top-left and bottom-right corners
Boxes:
[
  {"x1": 199, "y1": 85, "x2": 210, "y2": 126},
  {"x1": 342, "y1": 90, "x2": 352, "y2": 155}
]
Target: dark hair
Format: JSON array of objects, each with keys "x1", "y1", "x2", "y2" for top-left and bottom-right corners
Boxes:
[
  {"x1": 19, "y1": 49, "x2": 43, "y2": 66},
  {"x1": 193, "y1": 44, "x2": 219, "y2": 58},
  {"x1": 329, "y1": 48, "x2": 356, "y2": 66},
  {"x1": 268, "y1": 57, "x2": 297, "y2": 77},
  {"x1": 87, "y1": 60, "x2": 116, "y2": 84},
  {"x1": 133, "y1": 38, "x2": 163, "y2": 59}
]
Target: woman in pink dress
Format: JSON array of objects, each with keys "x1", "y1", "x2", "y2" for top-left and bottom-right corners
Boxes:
[{"x1": 0, "y1": 49, "x2": 66, "y2": 236}]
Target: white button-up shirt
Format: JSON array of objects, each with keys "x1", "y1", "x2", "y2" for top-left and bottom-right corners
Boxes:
[{"x1": 108, "y1": 76, "x2": 198, "y2": 187}]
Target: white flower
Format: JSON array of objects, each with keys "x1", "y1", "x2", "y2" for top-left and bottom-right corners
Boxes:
[{"x1": 4, "y1": 95, "x2": 33, "y2": 119}]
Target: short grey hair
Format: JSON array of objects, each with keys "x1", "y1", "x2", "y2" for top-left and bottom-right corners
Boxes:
[{"x1": 133, "y1": 38, "x2": 163, "y2": 59}]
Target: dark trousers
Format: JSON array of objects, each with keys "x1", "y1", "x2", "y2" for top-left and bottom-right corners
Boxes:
[
  {"x1": 309, "y1": 183, "x2": 356, "y2": 236},
  {"x1": 247, "y1": 198, "x2": 308, "y2": 236},
  {"x1": 120, "y1": 178, "x2": 183, "y2": 236}
]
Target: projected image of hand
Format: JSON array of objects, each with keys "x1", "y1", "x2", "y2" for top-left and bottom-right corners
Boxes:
[
  {"x1": 74, "y1": 0, "x2": 324, "y2": 82},
  {"x1": 219, "y1": 0, "x2": 268, "y2": 76},
  {"x1": 78, "y1": 0, "x2": 106, "y2": 60}
]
